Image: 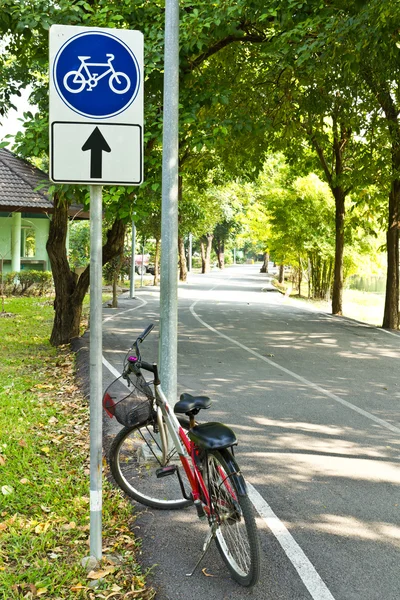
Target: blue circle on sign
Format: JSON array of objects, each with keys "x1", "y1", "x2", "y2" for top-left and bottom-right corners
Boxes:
[{"x1": 53, "y1": 31, "x2": 140, "y2": 119}]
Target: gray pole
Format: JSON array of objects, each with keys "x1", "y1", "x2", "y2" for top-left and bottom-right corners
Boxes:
[
  {"x1": 159, "y1": 0, "x2": 179, "y2": 405},
  {"x1": 233, "y1": 247, "x2": 236, "y2": 265},
  {"x1": 188, "y1": 233, "x2": 192, "y2": 272},
  {"x1": 130, "y1": 220, "x2": 136, "y2": 298},
  {"x1": 89, "y1": 185, "x2": 103, "y2": 560}
]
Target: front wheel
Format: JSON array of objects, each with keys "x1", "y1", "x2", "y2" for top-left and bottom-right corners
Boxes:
[
  {"x1": 109, "y1": 71, "x2": 131, "y2": 94},
  {"x1": 206, "y1": 450, "x2": 261, "y2": 587},
  {"x1": 109, "y1": 417, "x2": 193, "y2": 510}
]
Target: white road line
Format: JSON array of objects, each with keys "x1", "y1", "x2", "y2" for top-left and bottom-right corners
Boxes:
[
  {"x1": 247, "y1": 483, "x2": 335, "y2": 600},
  {"x1": 189, "y1": 296, "x2": 340, "y2": 599},
  {"x1": 102, "y1": 296, "x2": 147, "y2": 323},
  {"x1": 190, "y1": 302, "x2": 400, "y2": 435},
  {"x1": 102, "y1": 296, "x2": 148, "y2": 383},
  {"x1": 102, "y1": 356, "x2": 125, "y2": 382}
]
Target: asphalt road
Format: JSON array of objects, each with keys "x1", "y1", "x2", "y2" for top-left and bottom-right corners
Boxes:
[{"x1": 101, "y1": 264, "x2": 400, "y2": 600}]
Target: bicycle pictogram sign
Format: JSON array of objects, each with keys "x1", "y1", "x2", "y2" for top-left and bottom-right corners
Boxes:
[
  {"x1": 53, "y1": 31, "x2": 140, "y2": 118},
  {"x1": 63, "y1": 54, "x2": 131, "y2": 95}
]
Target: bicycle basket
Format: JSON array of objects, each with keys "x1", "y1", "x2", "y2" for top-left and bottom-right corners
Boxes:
[{"x1": 102, "y1": 374, "x2": 154, "y2": 427}]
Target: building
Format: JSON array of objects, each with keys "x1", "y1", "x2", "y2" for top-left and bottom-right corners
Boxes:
[{"x1": 0, "y1": 148, "x2": 87, "y2": 274}]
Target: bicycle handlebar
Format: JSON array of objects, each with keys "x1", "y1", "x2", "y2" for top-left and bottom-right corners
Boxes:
[
  {"x1": 124, "y1": 324, "x2": 160, "y2": 385},
  {"x1": 137, "y1": 323, "x2": 154, "y2": 344}
]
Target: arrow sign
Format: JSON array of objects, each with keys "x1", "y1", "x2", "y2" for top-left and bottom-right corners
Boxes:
[{"x1": 82, "y1": 127, "x2": 111, "y2": 178}]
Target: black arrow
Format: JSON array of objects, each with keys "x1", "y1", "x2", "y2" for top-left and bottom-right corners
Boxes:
[{"x1": 81, "y1": 127, "x2": 111, "y2": 179}]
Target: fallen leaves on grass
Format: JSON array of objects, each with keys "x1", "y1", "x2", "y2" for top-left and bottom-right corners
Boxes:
[
  {"x1": 87, "y1": 567, "x2": 116, "y2": 579},
  {"x1": 70, "y1": 583, "x2": 88, "y2": 592},
  {"x1": 1, "y1": 345, "x2": 155, "y2": 600}
]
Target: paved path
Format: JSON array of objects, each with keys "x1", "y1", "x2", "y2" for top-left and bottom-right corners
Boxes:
[{"x1": 101, "y1": 265, "x2": 400, "y2": 600}]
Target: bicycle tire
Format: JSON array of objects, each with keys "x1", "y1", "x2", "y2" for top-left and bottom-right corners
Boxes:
[
  {"x1": 109, "y1": 417, "x2": 193, "y2": 510},
  {"x1": 63, "y1": 71, "x2": 86, "y2": 93},
  {"x1": 109, "y1": 71, "x2": 131, "y2": 94},
  {"x1": 206, "y1": 449, "x2": 261, "y2": 587}
]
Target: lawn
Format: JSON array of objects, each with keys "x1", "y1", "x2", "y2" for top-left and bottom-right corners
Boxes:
[
  {"x1": 276, "y1": 279, "x2": 387, "y2": 327},
  {"x1": 0, "y1": 297, "x2": 153, "y2": 600},
  {"x1": 301, "y1": 289, "x2": 385, "y2": 326}
]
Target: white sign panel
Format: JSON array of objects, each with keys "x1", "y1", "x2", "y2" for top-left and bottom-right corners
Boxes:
[{"x1": 49, "y1": 25, "x2": 143, "y2": 185}]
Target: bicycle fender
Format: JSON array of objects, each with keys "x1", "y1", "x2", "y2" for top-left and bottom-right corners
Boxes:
[{"x1": 218, "y1": 449, "x2": 248, "y2": 497}]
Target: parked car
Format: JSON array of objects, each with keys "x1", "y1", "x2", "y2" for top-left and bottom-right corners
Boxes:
[{"x1": 135, "y1": 254, "x2": 150, "y2": 275}]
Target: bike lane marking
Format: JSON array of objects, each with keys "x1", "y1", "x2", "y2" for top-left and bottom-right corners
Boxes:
[
  {"x1": 189, "y1": 300, "x2": 400, "y2": 436},
  {"x1": 189, "y1": 300, "x2": 339, "y2": 600},
  {"x1": 102, "y1": 297, "x2": 147, "y2": 324},
  {"x1": 247, "y1": 483, "x2": 335, "y2": 600}
]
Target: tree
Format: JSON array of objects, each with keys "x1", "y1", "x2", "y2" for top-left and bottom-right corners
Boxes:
[
  {"x1": 68, "y1": 221, "x2": 90, "y2": 270},
  {"x1": 46, "y1": 191, "x2": 127, "y2": 345},
  {"x1": 256, "y1": 156, "x2": 336, "y2": 298},
  {"x1": 264, "y1": 0, "x2": 399, "y2": 327}
]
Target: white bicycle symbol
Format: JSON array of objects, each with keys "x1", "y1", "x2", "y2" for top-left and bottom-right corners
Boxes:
[{"x1": 63, "y1": 54, "x2": 131, "y2": 94}]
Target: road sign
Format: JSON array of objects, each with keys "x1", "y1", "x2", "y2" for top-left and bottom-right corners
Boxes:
[{"x1": 49, "y1": 25, "x2": 143, "y2": 185}]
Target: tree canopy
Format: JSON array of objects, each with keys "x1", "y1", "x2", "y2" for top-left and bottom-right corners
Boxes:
[{"x1": 0, "y1": 0, "x2": 399, "y2": 333}]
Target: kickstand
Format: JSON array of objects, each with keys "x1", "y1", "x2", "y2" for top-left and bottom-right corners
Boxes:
[{"x1": 186, "y1": 525, "x2": 216, "y2": 577}]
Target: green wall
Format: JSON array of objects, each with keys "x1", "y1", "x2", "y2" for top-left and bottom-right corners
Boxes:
[{"x1": 0, "y1": 213, "x2": 50, "y2": 274}]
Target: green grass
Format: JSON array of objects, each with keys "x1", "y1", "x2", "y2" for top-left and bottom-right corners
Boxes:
[
  {"x1": 341, "y1": 289, "x2": 385, "y2": 326},
  {"x1": 0, "y1": 297, "x2": 153, "y2": 599},
  {"x1": 274, "y1": 279, "x2": 386, "y2": 327}
]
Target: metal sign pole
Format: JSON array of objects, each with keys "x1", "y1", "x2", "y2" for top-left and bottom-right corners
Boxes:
[
  {"x1": 89, "y1": 184, "x2": 103, "y2": 560},
  {"x1": 50, "y1": 25, "x2": 144, "y2": 565},
  {"x1": 159, "y1": 0, "x2": 179, "y2": 405}
]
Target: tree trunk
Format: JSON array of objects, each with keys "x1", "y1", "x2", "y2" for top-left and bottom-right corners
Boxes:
[
  {"x1": 298, "y1": 261, "x2": 302, "y2": 295},
  {"x1": 331, "y1": 187, "x2": 346, "y2": 315},
  {"x1": 278, "y1": 264, "x2": 284, "y2": 284},
  {"x1": 200, "y1": 241, "x2": 206, "y2": 273},
  {"x1": 111, "y1": 264, "x2": 119, "y2": 308},
  {"x1": 361, "y1": 70, "x2": 400, "y2": 329},
  {"x1": 178, "y1": 235, "x2": 187, "y2": 282},
  {"x1": 215, "y1": 238, "x2": 225, "y2": 269},
  {"x1": 47, "y1": 194, "x2": 126, "y2": 346},
  {"x1": 201, "y1": 234, "x2": 213, "y2": 273},
  {"x1": 47, "y1": 194, "x2": 81, "y2": 346},
  {"x1": 154, "y1": 237, "x2": 160, "y2": 286},
  {"x1": 383, "y1": 179, "x2": 400, "y2": 329},
  {"x1": 260, "y1": 252, "x2": 269, "y2": 273}
]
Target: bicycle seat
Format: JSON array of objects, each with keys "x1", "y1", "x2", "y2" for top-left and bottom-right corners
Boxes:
[
  {"x1": 188, "y1": 422, "x2": 237, "y2": 450},
  {"x1": 174, "y1": 393, "x2": 211, "y2": 415}
]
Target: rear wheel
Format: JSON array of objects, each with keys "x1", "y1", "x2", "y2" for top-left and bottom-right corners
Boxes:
[
  {"x1": 109, "y1": 418, "x2": 192, "y2": 510},
  {"x1": 206, "y1": 450, "x2": 260, "y2": 587}
]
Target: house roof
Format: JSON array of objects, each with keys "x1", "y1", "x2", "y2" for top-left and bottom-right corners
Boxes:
[{"x1": 0, "y1": 148, "x2": 89, "y2": 218}]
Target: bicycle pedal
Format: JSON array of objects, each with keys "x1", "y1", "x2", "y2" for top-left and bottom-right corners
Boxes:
[{"x1": 156, "y1": 465, "x2": 178, "y2": 479}]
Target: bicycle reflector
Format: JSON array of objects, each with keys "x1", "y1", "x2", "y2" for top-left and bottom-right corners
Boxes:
[{"x1": 103, "y1": 392, "x2": 116, "y2": 418}]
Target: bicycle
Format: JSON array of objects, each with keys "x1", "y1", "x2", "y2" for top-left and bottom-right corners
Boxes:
[
  {"x1": 103, "y1": 324, "x2": 261, "y2": 587},
  {"x1": 63, "y1": 54, "x2": 131, "y2": 94}
]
